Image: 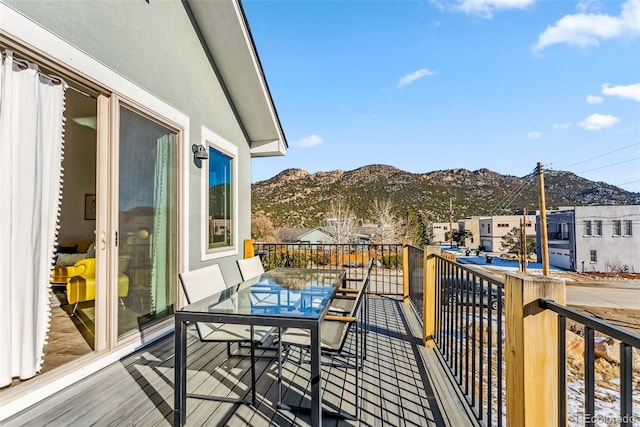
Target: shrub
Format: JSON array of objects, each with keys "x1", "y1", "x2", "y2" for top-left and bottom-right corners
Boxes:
[
  {"x1": 262, "y1": 249, "x2": 308, "y2": 269},
  {"x1": 381, "y1": 253, "x2": 402, "y2": 269}
]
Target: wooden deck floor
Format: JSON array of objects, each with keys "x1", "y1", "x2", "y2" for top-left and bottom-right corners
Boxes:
[{"x1": 4, "y1": 298, "x2": 475, "y2": 427}]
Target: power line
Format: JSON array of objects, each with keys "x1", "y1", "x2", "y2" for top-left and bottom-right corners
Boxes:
[
  {"x1": 614, "y1": 179, "x2": 640, "y2": 187},
  {"x1": 578, "y1": 157, "x2": 640, "y2": 174},
  {"x1": 567, "y1": 142, "x2": 639, "y2": 168},
  {"x1": 488, "y1": 168, "x2": 537, "y2": 216}
]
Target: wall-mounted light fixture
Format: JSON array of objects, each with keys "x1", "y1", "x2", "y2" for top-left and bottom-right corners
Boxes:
[{"x1": 192, "y1": 144, "x2": 208, "y2": 161}]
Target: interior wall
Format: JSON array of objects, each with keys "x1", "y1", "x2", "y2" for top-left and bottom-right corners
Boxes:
[{"x1": 58, "y1": 89, "x2": 97, "y2": 243}]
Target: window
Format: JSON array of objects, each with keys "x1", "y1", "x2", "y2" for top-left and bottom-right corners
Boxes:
[
  {"x1": 590, "y1": 250, "x2": 597, "y2": 262},
  {"x1": 497, "y1": 223, "x2": 509, "y2": 228},
  {"x1": 203, "y1": 128, "x2": 238, "y2": 257},
  {"x1": 623, "y1": 220, "x2": 632, "y2": 236},
  {"x1": 583, "y1": 220, "x2": 592, "y2": 236},
  {"x1": 593, "y1": 220, "x2": 602, "y2": 236},
  {"x1": 561, "y1": 223, "x2": 569, "y2": 240},
  {"x1": 208, "y1": 148, "x2": 233, "y2": 249},
  {"x1": 119, "y1": 105, "x2": 178, "y2": 334},
  {"x1": 613, "y1": 220, "x2": 622, "y2": 236}
]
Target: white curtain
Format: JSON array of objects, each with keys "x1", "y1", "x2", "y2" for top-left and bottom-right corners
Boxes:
[{"x1": 0, "y1": 50, "x2": 67, "y2": 387}]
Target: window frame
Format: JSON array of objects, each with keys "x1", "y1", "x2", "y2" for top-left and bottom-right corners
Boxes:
[
  {"x1": 612, "y1": 220, "x2": 622, "y2": 237},
  {"x1": 589, "y1": 250, "x2": 597, "y2": 263},
  {"x1": 200, "y1": 127, "x2": 238, "y2": 260},
  {"x1": 623, "y1": 220, "x2": 632, "y2": 236},
  {"x1": 593, "y1": 220, "x2": 602, "y2": 237},
  {"x1": 583, "y1": 220, "x2": 592, "y2": 236}
]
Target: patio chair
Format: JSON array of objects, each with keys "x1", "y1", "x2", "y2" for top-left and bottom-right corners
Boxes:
[
  {"x1": 276, "y1": 267, "x2": 371, "y2": 420},
  {"x1": 237, "y1": 255, "x2": 265, "y2": 281},
  {"x1": 178, "y1": 264, "x2": 273, "y2": 405},
  {"x1": 328, "y1": 259, "x2": 373, "y2": 358}
]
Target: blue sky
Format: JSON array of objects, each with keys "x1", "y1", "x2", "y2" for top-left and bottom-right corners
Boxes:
[{"x1": 243, "y1": 0, "x2": 640, "y2": 193}]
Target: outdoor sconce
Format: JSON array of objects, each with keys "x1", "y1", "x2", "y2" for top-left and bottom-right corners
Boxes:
[{"x1": 192, "y1": 144, "x2": 208, "y2": 161}]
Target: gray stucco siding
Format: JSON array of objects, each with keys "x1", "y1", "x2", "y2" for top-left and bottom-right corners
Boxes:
[{"x1": 6, "y1": 0, "x2": 254, "y2": 278}]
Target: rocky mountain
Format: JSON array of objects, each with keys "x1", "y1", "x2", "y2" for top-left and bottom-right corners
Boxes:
[{"x1": 252, "y1": 164, "x2": 639, "y2": 227}]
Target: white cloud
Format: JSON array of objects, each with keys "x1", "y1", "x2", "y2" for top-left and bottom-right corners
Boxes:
[
  {"x1": 397, "y1": 68, "x2": 437, "y2": 88},
  {"x1": 576, "y1": 0, "x2": 601, "y2": 14},
  {"x1": 527, "y1": 131, "x2": 542, "y2": 139},
  {"x1": 533, "y1": 0, "x2": 640, "y2": 51},
  {"x1": 296, "y1": 134, "x2": 323, "y2": 148},
  {"x1": 553, "y1": 121, "x2": 572, "y2": 129},
  {"x1": 577, "y1": 113, "x2": 620, "y2": 130},
  {"x1": 452, "y1": 0, "x2": 534, "y2": 18},
  {"x1": 602, "y1": 82, "x2": 640, "y2": 101},
  {"x1": 586, "y1": 94, "x2": 604, "y2": 104}
]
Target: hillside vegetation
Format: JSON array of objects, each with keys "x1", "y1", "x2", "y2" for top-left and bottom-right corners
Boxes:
[{"x1": 252, "y1": 165, "x2": 639, "y2": 227}]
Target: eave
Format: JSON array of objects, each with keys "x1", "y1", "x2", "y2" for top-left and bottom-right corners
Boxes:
[{"x1": 186, "y1": 0, "x2": 287, "y2": 157}]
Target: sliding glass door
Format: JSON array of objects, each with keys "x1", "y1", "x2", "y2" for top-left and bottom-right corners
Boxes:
[{"x1": 117, "y1": 105, "x2": 178, "y2": 337}]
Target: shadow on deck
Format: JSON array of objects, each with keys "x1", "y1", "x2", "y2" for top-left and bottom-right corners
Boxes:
[{"x1": 5, "y1": 298, "x2": 476, "y2": 427}]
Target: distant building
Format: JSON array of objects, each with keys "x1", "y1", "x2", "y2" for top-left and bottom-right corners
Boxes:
[
  {"x1": 537, "y1": 205, "x2": 640, "y2": 272},
  {"x1": 479, "y1": 215, "x2": 536, "y2": 252},
  {"x1": 458, "y1": 217, "x2": 486, "y2": 249},
  {"x1": 276, "y1": 227, "x2": 335, "y2": 246},
  {"x1": 432, "y1": 222, "x2": 458, "y2": 245}
]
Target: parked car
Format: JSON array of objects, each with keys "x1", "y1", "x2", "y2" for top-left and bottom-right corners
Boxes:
[{"x1": 441, "y1": 277, "x2": 504, "y2": 310}]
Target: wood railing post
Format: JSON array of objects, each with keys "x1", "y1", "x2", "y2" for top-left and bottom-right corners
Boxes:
[
  {"x1": 505, "y1": 273, "x2": 566, "y2": 426},
  {"x1": 243, "y1": 239, "x2": 255, "y2": 258},
  {"x1": 423, "y1": 246, "x2": 440, "y2": 347}
]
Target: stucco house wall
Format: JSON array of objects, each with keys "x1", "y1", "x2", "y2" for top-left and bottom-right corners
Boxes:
[
  {"x1": 458, "y1": 217, "x2": 484, "y2": 249},
  {"x1": 574, "y1": 206, "x2": 639, "y2": 272},
  {"x1": 538, "y1": 206, "x2": 639, "y2": 272},
  {"x1": 479, "y1": 215, "x2": 536, "y2": 252},
  {"x1": 4, "y1": 0, "x2": 262, "y2": 281},
  {"x1": 0, "y1": 0, "x2": 285, "y2": 418},
  {"x1": 432, "y1": 222, "x2": 457, "y2": 245}
]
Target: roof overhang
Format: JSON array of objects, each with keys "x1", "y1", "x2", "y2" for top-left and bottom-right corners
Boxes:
[{"x1": 186, "y1": 0, "x2": 287, "y2": 157}]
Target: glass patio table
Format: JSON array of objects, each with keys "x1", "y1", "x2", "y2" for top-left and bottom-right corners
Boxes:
[{"x1": 174, "y1": 267, "x2": 346, "y2": 427}]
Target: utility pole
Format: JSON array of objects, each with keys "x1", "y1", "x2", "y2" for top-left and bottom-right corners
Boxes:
[
  {"x1": 537, "y1": 162, "x2": 550, "y2": 276},
  {"x1": 449, "y1": 198, "x2": 454, "y2": 249},
  {"x1": 520, "y1": 208, "x2": 527, "y2": 273}
]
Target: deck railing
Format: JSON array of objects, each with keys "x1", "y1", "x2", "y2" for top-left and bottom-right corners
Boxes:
[
  {"x1": 253, "y1": 242, "x2": 404, "y2": 295},
  {"x1": 405, "y1": 246, "x2": 639, "y2": 427},
  {"x1": 433, "y1": 254, "x2": 505, "y2": 425},
  {"x1": 404, "y1": 245, "x2": 425, "y2": 320},
  {"x1": 539, "y1": 299, "x2": 640, "y2": 427}
]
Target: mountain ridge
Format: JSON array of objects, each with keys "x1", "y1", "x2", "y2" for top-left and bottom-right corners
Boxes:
[{"x1": 252, "y1": 164, "x2": 639, "y2": 227}]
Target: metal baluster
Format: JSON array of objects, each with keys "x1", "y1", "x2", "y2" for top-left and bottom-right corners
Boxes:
[
  {"x1": 584, "y1": 327, "x2": 595, "y2": 421},
  {"x1": 620, "y1": 342, "x2": 633, "y2": 427},
  {"x1": 558, "y1": 315, "x2": 566, "y2": 427}
]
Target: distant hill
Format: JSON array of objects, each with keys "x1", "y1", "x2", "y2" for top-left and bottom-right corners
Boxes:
[{"x1": 251, "y1": 164, "x2": 639, "y2": 227}]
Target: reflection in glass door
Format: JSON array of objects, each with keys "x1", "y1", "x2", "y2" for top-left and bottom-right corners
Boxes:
[{"x1": 117, "y1": 106, "x2": 178, "y2": 337}]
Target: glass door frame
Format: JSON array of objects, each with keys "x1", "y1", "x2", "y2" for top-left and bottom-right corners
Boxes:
[{"x1": 97, "y1": 94, "x2": 185, "y2": 349}]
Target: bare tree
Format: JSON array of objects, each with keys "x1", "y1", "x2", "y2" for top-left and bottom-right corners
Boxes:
[
  {"x1": 324, "y1": 196, "x2": 356, "y2": 244},
  {"x1": 368, "y1": 198, "x2": 401, "y2": 243},
  {"x1": 251, "y1": 212, "x2": 275, "y2": 241}
]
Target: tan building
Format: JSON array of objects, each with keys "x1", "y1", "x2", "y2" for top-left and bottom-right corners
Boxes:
[
  {"x1": 432, "y1": 222, "x2": 458, "y2": 245},
  {"x1": 458, "y1": 217, "x2": 486, "y2": 249},
  {"x1": 479, "y1": 215, "x2": 536, "y2": 252}
]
